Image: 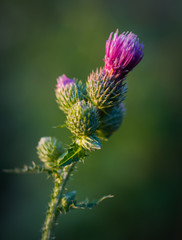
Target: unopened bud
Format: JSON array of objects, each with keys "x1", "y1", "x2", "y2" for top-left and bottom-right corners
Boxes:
[
  {"x1": 86, "y1": 68, "x2": 126, "y2": 110},
  {"x1": 55, "y1": 74, "x2": 84, "y2": 113},
  {"x1": 66, "y1": 100, "x2": 99, "y2": 137},
  {"x1": 37, "y1": 137, "x2": 64, "y2": 168}
]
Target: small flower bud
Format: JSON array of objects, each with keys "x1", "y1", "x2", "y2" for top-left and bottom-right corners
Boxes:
[
  {"x1": 66, "y1": 100, "x2": 99, "y2": 137},
  {"x1": 86, "y1": 68, "x2": 126, "y2": 109},
  {"x1": 66, "y1": 100, "x2": 100, "y2": 151},
  {"x1": 55, "y1": 74, "x2": 84, "y2": 113},
  {"x1": 37, "y1": 137, "x2": 64, "y2": 168},
  {"x1": 97, "y1": 103, "x2": 125, "y2": 138}
]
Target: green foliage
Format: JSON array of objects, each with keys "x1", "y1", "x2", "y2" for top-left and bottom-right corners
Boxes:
[
  {"x1": 4, "y1": 161, "x2": 52, "y2": 174},
  {"x1": 74, "y1": 194, "x2": 114, "y2": 209},
  {"x1": 57, "y1": 143, "x2": 86, "y2": 167},
  {"x1": 58, "y1": 191, "x2": 114, "y2": 213}
]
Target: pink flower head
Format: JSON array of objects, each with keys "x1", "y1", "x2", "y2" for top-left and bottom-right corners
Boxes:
[
  {"x1": 56, "y1": 74, "x2": 75, "y2": 90},
  {"x1": 104, "y1": 29, "x2": 144, "y2": 77}
]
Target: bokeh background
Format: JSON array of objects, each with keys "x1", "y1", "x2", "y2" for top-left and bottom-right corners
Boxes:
[{"x1": 1, "y1": 0, "x2": 182, "y2": 239}]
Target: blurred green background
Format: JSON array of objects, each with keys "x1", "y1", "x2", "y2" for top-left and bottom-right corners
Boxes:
[{"x1": 1, "y1": 0, "x2": 182, "y2": 239}]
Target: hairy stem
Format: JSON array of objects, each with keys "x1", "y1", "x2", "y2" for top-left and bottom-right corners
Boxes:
[{"x1": 41, "y1": 162, "x2": 76, "y2": 240}]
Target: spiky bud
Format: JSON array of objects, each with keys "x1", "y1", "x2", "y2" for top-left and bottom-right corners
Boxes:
[
  {"x1": 37, "y1": 137, "x2": 64, "y2": 168},
  {"x1": 66, "y1": 100, "x2": 99, "y2": 136},
  {"x1": 104, "y1": 29, "x2": 144, "y2": 78},
  {"x1": 97, "y1": 103, "x2": 125, "y2": 139},
  {"x1": 55, "y1": 74, "x2": 84, "y2": 113},
  {"x1": 66, "y1": 100, "x2": 100, "y2": 151},
  {"x1": 86, "y1": 68, "x2": 126, "y2": 110}
]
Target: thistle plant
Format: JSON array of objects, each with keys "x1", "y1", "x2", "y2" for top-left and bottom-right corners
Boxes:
[{"x1": 5, "y1": 29, "x2": 144, "y2": 240}]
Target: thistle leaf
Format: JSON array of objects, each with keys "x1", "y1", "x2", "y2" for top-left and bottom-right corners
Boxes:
[
  {"x1": 74, "y1": 194, "x2": 114, "y2": 209},
  {"x1": 58, "y1": 144, "x2": 86, "y2": 167},
  {"x1": 3, "y1": 161, "x2": 51, "y2": 174},
  {"x1": 58, "y1": 192, "x2": 114, "y2": 214}
]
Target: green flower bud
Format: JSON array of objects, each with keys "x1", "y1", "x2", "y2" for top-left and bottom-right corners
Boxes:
[
  {"x1": 55, "y1": 75, "x2": 85, "y2": 114},
  {"x1": 97, "y1": 103, "x2": 125, "y2": 139},
  {"x1": 37, "y1": 137, "x2": 64, "y2": 168},
  {"x1": 66, "y1": 100, "x2": 99, "y2": 137},
  {"x1": 86, "y1": 68, "x2": 126, "y2": 109},
  {"x1": 66, "y1": 100, "x2": 100, "y2": 151}
]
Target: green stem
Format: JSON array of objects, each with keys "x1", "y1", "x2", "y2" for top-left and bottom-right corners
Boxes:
[{"x1": 41, "y1": 162, "x2": 76, "y2": 240}]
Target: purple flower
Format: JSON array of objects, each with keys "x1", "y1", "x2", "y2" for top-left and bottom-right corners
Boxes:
[
  {"x1": 56, "y1": 74, "x2": 75, "y2": 90},
  {"x1": 104, "y1": 29, "x2": 144, "y2": 77}
]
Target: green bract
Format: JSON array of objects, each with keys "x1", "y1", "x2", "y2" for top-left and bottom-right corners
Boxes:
[{"x1": 75, "y1": 135, "x2": 101, "y2": 151}]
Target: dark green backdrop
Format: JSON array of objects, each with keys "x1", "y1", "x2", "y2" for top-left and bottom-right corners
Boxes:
[{"x1": 1, "y1": 0, "x2": 182, "y2": 239}]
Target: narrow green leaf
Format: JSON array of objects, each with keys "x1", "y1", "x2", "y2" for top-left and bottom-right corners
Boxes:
[
  {"x1": 74, "y1": 194, "x2": 114, "y2": 209},
  {"x1": 58, "y1": 193, "x2": 114, "y2": 214},
  {"x1": 58, "y1": 144, "x2": 86, "y2": 167},
  {"x1": 3, "y1": 162, "x2": 51, "y2": 174}
]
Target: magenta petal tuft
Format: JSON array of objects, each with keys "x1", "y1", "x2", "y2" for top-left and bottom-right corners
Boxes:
[
  {"x1": 56, "y1": 74, "x2": 75, "y2": 90},
  {"x1": 104, "y1": 29, "x2": 144, "y2": 77}
]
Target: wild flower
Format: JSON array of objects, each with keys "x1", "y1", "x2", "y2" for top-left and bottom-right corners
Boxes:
[{"x1": 6, "y1": 29, "x2": 144, "y2": 240}]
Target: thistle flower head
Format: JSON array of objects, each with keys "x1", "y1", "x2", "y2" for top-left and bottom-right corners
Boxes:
[
  {"x1": 104, "y1": 29, "x2": 144, "y2": 77},
  {"x1": 56, "y1": 74, "x2": 75, "y2": 90}
]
